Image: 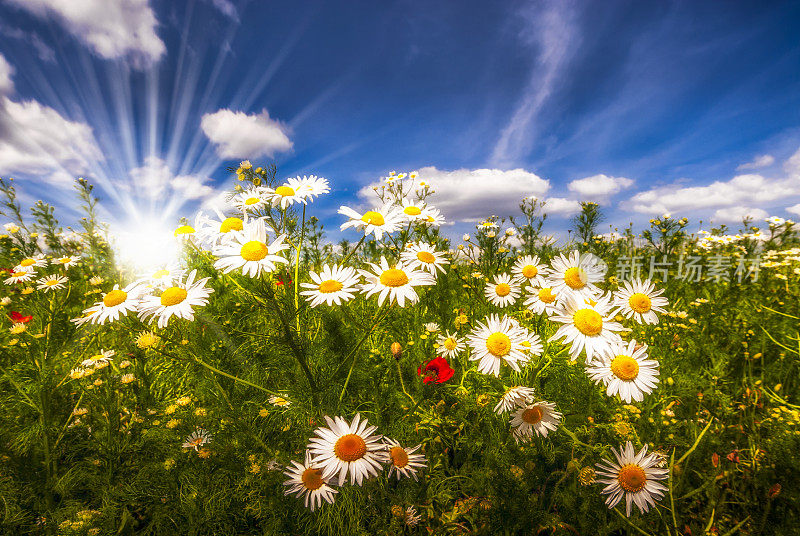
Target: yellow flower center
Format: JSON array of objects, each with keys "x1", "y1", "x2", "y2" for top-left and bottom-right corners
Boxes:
[
  {"x1": 403, "y1": 206, "x2": 422, "y2": 216},
  {"x1": 538, "y1": 287, "x2": 556, "y2": 304},
  {"x1": 160, "y1": 287, "x2": 188, "y2": 306},
  {"x1": 617, "y1": 464, "x2": 647, "y2": 492},
  {"x1": 444, "y1": 337, "x2": 457, "y2": 351},
  {"x1": 318, "y1": 279, "x2": 343, "y2": 293},
  {"x1": 486, "y1": 332, "x2": 511, "y2": 357},
  {"x1": 389, "y1": 446, "x2": 409, "y2": 468},
  {"x1": 361, "y1": 211, "x2": 385, "y2": 226},
  {"x1": 20, "y1": 258, "x2": 35, "y2": 267},
  {"x1": 57, "y1": 258, "x2": 70, "y2": 264},
  {"x1": 564, "y1": 267, "x2": 587, "y2": 289},
  {"x1": 240, "y1": 240, "x2": 268, "y2": 261},
  {"x1": 301, "y1": 467, "x2": 324, "y2": 490},
  {"x1": 275, "y1": 185, "x2": 295, "y2": 197},
  {"x1": 522, "y1": 265, "x2": 538, "y2": 278},
  {"x1": 11, "y1": 271, "x2": 26, "y2": 277},
  {"x1": 333, "y1": 433, "x2": 367, "y2": 462},
  {"x1": 244, "y1": 197, "x2": 260, "y2": 206},
  {"x1": 219, "y1": 217, "x2": 243, "y2": 233},
  {"x1": 380, "y1": 268, "x2": 409, "y2": 287},
  {"x1": 628, "y1": 293, "x2": 652, "y2": 314},
  {"x1": 495, "y1": 283, "x2": 511, "y2": 297},
  {"x1": 174, "y1": 225, "x2": 194, "y2": 236},
  {"x1": 416, "y1": 251, "x2": 435, "y2": 264},
  {"x1": 610, "y1": 355, "x2": 640, "y2": 381},
  {"x1": 45, "y1": 280, "x2": 59, "y2": 286},
  {"x1": 573, "y1": 309, "x2": 603, "y2": 336},
  {"x1": 522, "y1": 406, "x2": 543, "y2": 425},
  {"x1": 103, "y1": 289, "x2": 127, "y2": 307}
]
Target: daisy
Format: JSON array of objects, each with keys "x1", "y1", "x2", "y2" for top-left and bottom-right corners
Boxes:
[
  {"x1": 519, "y1": 329, "x2": 544, "y2": 358},
  {"x1": 307, "y1": 413, "x2": 386, "y2": 486},
  {"x1": 232, "y1": 186, "x2": 270, "y2": 213},
  {"x1": 195, "y1": 207, "x2": 245, "y2": 247},
  {"x1": 612, "y1": 278, "x2": 669, "y2": 325},
  {"x1": 266, "y1": 176, "x2": 311, "y2": 209},
  {"x1": 421, "y1": 208, "x2": 445, "y2": 227},
  {"x1": 585, "y1": 340, "x2": 660, "y2": 403},
  {"x1": 494, "y1": 386, "x2": 536, "y2": 415},
  {"x1": 137, "y1": 270, "x2": 213, "y2": 328},
  {"x1": 398, "y1": 199, "x2": 430, "y2": 223},
  {"x1": 283, "y1": 451, "x2": 338, "y2": 511},
  {"x1": 359, "y1": 258, "x2": 435, "y2": 307},
  {"x1": 384, "y1": 438, "x2": 427, "y2": 481},
  {"x1": 182, "y1": 428, "x2": 212, "y2": 451},
  {"x1": 595, "y1": 441, "x2": 668, "y2": 517},
  {"x1": 550, "y1": 293, "x2": 624, "y2": 361},
  {"x1": 54, "y1": 255, "x2": 81, "y2": 268},
  {"x1": 510, "y1": 401, "x2": 562, "y2": 441},
  {"x1": 511, "y1": 255, "x2": 548, "y2": 287},
  {"x1": 213, "y1": 219, "x2": 289, "y2": 277},
  {"x1": 81, "y1": 283, "x2": 143, "y2": 325},
  {"x1": 547, "y1": 250, "x2": 605, "y2": 300},
  {"x1": 477, "y1": 220, "x2": 498, "y2": 230},
  {"x1": 269, "y1": 395, "x2": 291, "y2": 407},
  {"x1": 403, "y1": 506, "x2": 422, "y2": 527},
  {"x1": 436, "y1": 331, "x2": 465, "y2": 358},
  {"x1": 5, "y1": 270, "x2": 36, "y2": 285},
  {"x1": 136, "y1": 264, "x2": 185, "y2": 290},
  {"x1": 14, "y1": 253, "x2": 47, "y2": 272},
  {"x1": 338, "y1": 205, "x2": 404, "y2": 240},
  {"x1": 466, "y1": 314, "x2": 531, "y2": 376},
  {"x1": 524, "y1": 285, "x2": 562, "y2": 316},
  {"x1": 400, "y1": 242, "x2": 449, "y2": 275},
  {"x1": 299, "y1": 265, "x2": 360, "y2": 307},
  {"x1": 81, "y1": 349, "x2": 115, "y2": 368},
  {"x1": 484, "y1": 273, "x2": 520, "y2": 308},
  {"x1": 36, "y1": 275, "x2": 68, "y2": 292},
  {"x1": 294, "y1": 175, "x2": 330, "y2": 200}
]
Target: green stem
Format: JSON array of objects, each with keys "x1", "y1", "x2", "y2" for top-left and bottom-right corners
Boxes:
[
  {"x1": 396, "y1": 360, "x2": 416, "y2": 404},
  {"x1": 294, "y1": 204, "x2": 306, "y2": 332},
  {"x1": 340, "y1": 235, "x2": 366, "y2": 266},
  {"x1": 191, "y1": 354, "x2": 290, "y2": 401},
  {"x1": 336, "y1": 306, "x2": 389, "y2": 403}
]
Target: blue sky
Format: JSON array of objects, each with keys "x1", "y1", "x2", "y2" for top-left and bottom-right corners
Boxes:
[{"x1": 1, "y1": 0, "x2": 799, "y2": 244}]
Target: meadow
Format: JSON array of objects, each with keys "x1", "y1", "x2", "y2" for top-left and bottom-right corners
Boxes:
[{"x1": 0, "y1": 165, "x2": 798, "y2": 536}]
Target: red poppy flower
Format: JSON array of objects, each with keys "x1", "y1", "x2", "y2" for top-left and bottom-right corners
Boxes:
[
  {"x1": 417, "y1": 356, "x2": 454, "y2": 384},
  {"x1": 10, "y1": 311, "x2": 32, "y2": 324}
]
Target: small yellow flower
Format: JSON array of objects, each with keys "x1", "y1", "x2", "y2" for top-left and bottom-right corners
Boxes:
[
  {"x1": 259, "y1": 408, "x2": 269, "y2": 417},
  {"x1": 166, "y1": 419, "x2": 180, "y2": 429},
  {"x1": 9, "y1": 322, "x2": 26, "y2": 335},
  {"x1": 121, "y1": 374, "x2": 135, "y2": 384},
  {"x1": 21, "y1": 287, "x2": 34, "y2": 295},
  {"x1": 136, "y1": 331, "x2": 160, "y2": 349},
  {"x1": 177, "y1": 396, "x2": 192, "y2": 406}
]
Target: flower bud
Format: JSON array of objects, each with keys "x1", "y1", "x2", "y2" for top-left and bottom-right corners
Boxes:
[{"x1": 390, "y1": 342, "x2": 402, "y2": 360}]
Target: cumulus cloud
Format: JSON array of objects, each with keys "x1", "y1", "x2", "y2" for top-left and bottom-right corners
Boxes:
[
  {"x1": 4, "y1": 0, "x2": 165, "y2": 66},
  {"x1": 201, "y1": 109, "x2": 293, "y2": 160},
  {"x1": 788, "y1": 203, "x2": 800, "y2": 217},
  {"x1": 0, "y1": 54, "x2": 13, "y2": 95},
  {"x1": 542, "y1": 197, "x2": 581, "y2": 216},
  {"x1": 207, "y1": 0, "x2": 239, "y2": 20},
  {"x1": 737, "y1": 154, "x2": 775, "y2": 171},
  {"x1": 128, "y1": 157, "x2": 214, "y2": 201},
  {"x1": 567, "y1": 174, "x2": 633, "y2": 201},
  {"x1": 712, "y1": 206, "x2": 769, "y2": 223},
  {"x1": 370, "y1": 166, "x2": 551, "y2": 222}
]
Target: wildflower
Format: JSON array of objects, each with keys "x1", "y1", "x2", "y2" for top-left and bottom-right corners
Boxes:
[
  {"x1": 400, "y1": 242, "x2": 449, "y2": 275},
  {"x1": 121, "y1": 374, "x2": 136, "y2": 384},
  {"x1": 4, "y1": 270, "x2": 35, "y2": 285},
  {"x1": 384, "y1": 438, "x2": 427, "y2": 480},
  {"x1": 80, "y1": 283, "x2": 144, "y2": 325},
  {"x1": 13, "y1": 253, "x2": 47, "y2": 272},
  {"x1": 579, "y1": 466, "x2": 596, "y2": 486},
  {"x1": 417, "y1": 356, "x2": 455, "y2": 384},
  {"x1": 232, "y1": 186, "x2": 270, "y2": 212},
  {"x1": 54, "y1": 255, "x2": 81, "y2": 268},
  {"x1": 586, "y1": 340, "x2": 660, "y2": 403},
  {"x1": 89, "y1": 276, "x2": 104, "y2": 286},
  {"x1": 307, "y1": 413, "x2": 385, "y2": 485},
  {"x1": 81, "y1": 349, "x2": 115, "y2": 368},
  {"x1": 182, "y1": 428, "x2": 212, "y2": 451},
  {"x1": 338, "y1": 205, "x2": 404, "y2": 239},
  {"x1": 467, "y1": 314, "x2": 531, "y2": 376},
  {"x1": 612, "y1": 278, "x2": 668, "y2": 325},
  {"x1": 299, "y1": 265, "x2": 360, "y2": 307},
  {"x1": 435, "y1": 332, "x2": 464, "y2": 359},
  {"x1": 9, "y1": 322, "x2": 26, "y2": 334},
  {"x1": 494, "y1": 386, "x2": 536, "y2": 415},
  {"x1": 176, "y1": 396, "x2": 192, "y2": 406},
  {"x1": 136, "y1": 331, "x2": 160, "y2": 349},
  {"x1": 550, "y1": 293, "x2": 624, "y2": 361},
  {"x1": 137, "y1": 270, "x2": 213, "y2": 328},
  {"x1": 269, "y1": 395, "x2": 290, "y2": 407},
  {"x1": 283, "y1": 452, "x2": 338, "y2": 511},
  {"x1": 10, "y1": 311, "x2": 32, "y2": 324},
  {"x1": 359, "y1": 258, "x2": 435, "y2": 306},
  {"x1": 510, "y1": 401, "x2": 562, "y2": 441},
  {"x1": 213, "y1": 219, "x2": 289, "y2": 277},
  {"x1": 524, "y1": 285, "x2": 561, "y2": 316},
  {"x1": 403, "y1": 506, "x2": 422, "y2": 527},
  {"x1": 484, "y1": 273, "x2": 520, "y2": 308},
  {"x1": 547, "y1": 250, "x2": 606, "y2": 300},
  {"x1": 511, "y1": 255, "x2": 548, "y2": 287},
  {"x1": 595, "y1": 441, "x2": 668, "y2": 517}
]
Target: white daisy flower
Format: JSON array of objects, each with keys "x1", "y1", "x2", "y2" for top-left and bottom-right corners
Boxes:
[
  {"x1": 338, "y1": 205, "x2": 404, "y2": 240},
  {"x1": 283, "y1": 451, "x2": 338, "y2": 511},
  {"x1": 493, "y1": 385, "x2": 536, "y2": 415},
  {"x1": 510, "y1": 400, "x2": 562, "y2": 441},
  {"x1": 266, "y1": 176, "x2": 312, "y2": 209},
  {"x1": 54, "y1": 255, "x2": 81, "y2": 268},
  {"x1": 435, "y1": 331, "x2": 465, "y2": 358},
  {"x1": 612, "y1": 278, "x2": 669, "y2": 325},
  {"x1": 81, "y1": 283, "x2": 144, "y2": 325},
  {"x1": 81, "y1": 349, "x2": 115, "y2": 368},
  {"x1": 213, "y1": 219, "x2": 289, "y2": 278},
  {"x1": 595, "y1": 441, "x2": 668, "y2": 517},
  {"x1": 423, "y1": 322, "x2": 440, "y2": 333},
  {"x1": 13, "y1": 253, "x2": 47, "y2": 272},
  {"x1": 403, "y1": 506, "x2": 422, "y2": 527},
  {"x1": 524, "y1": 285, "x2": 562, "y2": 316},
  {"x1": 466, "y1": 314, "x2": 531, "y2": 376},
  {"x1": 400, "y1": 242, "x2": 449, "y2": 275},
  {"x1": 294, "y1": 175, "x2": 330, "y2": 200},
  {"x1": 4, "y1": 270, "x2": 35, "y2": 285},
  {"x1": 421, "y1": 208, "x2": 445, "y2": 227},
  {"x1": 484, "y1": 273, "x2": 520, "y2": 308},
  {"x1": 519, "y1": 328, "x2": 544, "y2": 357},
  {"x1": 307, "y1": 413, "x2": 386, "y2": 486},
  {"x1": 269, "y1": 395, "x2": 291, "y2": 407},
  {"x1": 359, "y1": 258, "x2": 435, "y2": 307},
  {"x1": 550, "y1": 293, "x2": 624, "y2": 361},
  {"x1": 511, "y1": 255, "x2": 548, "y2": 287},
  {"x1": 232, "y1": 186, "x2": 270, "y2": 213},
  {"x1": 36, "y1": 275, "x2": 68, "y2": 292},
  {"x1": 384, "y1": 438, "x2": 427, "y2": 481},
  {"x1": 398, "y1": 199, "x2": 429, "y2": 222},
  {"x1": 585, "y1": 340, "x2": 659, "y2": 403},
  {"x1": 136, "y1": 264, "x2": 185, "y2": 290},
  {"x1": 194, "y1": 207, "x2": 245, "y2": 247},
  {"x1": 137, "y1": 269, "x2": 213, "y2": 328},
  {"x1": 477, "y1": 221, "x2": 498, "y2": 230},
  {"x1": 182, "y1": 428, "x2": 212, "y2": 451},
  {"x1": 547, "y1": 250, "x2": 605, "y2": 300},
  {"x1": 300, "y1": 265, "x2": 361, "y2": 307}
]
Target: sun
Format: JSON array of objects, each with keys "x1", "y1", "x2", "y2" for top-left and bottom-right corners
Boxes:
[{"x1": 110, "y1": 217, "x2": 182, "y2": 272}]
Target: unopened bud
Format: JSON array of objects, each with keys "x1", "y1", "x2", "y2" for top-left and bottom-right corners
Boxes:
[{"x1": 390, "y1": 342, "x2": 402, "y2": 360}]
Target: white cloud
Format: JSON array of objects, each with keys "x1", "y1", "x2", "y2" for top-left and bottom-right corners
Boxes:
[
  {"x1": 128, "y1": 157, "x2": 214, "y2": 201},
  {"x1": 375, "y1": 166, "x2": 551, "y2": 222},
  {"x1": 0, "y1": 54, "x2": 13, "y2": 95},
  {"x1": 788, "y1": 204, "x2": 800, "y2": 217},
  {"x1": 201, "y1": 109, "x2": 293, "y2": 160},
  {"x1": 208, "y1": 0, "x2": 239, "y2": 20},
  {"x1": 567, "y1": 174, "x2": 633, "y2": 201},
  {"x1": 712, "y1": 206, "x2": 769, "y2": 223},
  {"x1": 542, "y1": 197, "x2": 581, "y2": 216},
  {"x1": 4, "y1": 0, "x2": 165, "y2": 66},
  {"x1": 737, "y1": 154, "x2": 775, "y2": 170}
]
